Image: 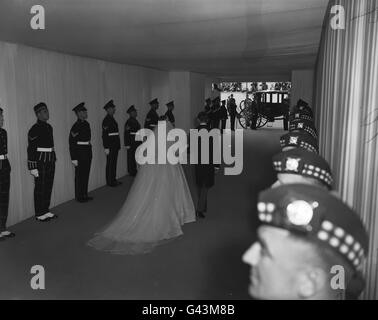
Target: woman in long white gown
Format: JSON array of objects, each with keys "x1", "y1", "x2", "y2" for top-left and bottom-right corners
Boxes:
[{"x1": 87, "y1": 120, "x2": 196, "y2": 254}]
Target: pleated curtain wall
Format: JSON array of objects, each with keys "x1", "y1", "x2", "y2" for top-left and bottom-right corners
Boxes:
[
  {"x1": 314, "y1": 0, "x2": 378, "y2": 299},
  {"x1": 0, "y1": 41, "x2": 208, "y2": 227}
]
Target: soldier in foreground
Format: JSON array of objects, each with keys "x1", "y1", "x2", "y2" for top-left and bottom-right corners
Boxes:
[{"x1": 243, "y1": 184, "x2": 369, "y2": 300}]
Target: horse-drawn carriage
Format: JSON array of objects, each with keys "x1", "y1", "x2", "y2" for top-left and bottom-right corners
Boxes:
[{"x1": 238, "y1": 90, "x2": 290, "y2": 130}]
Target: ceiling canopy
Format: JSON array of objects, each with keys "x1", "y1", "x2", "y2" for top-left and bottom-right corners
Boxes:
[{"x1": 0, "y1": 0, "x2": 329, "y2": 81}]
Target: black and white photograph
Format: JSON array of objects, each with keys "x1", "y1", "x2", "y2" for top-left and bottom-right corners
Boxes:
[{"x1": 0, "y1": 0, "x2": 377, "y2": 307}]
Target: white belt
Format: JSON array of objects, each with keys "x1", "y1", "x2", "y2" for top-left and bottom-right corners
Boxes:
[
  {"x1": 108, "y1": 132, "x2": 119, "y2": 136},
  {"x1": 77, "y1": 141, "x2": 90, "y2": 145},
  {"x1": 150, "y1": 125, "x2": 156, "y2": 127},
  {"x1": 0, "y1": 154, "x2": 7, "y2": 160},
  {"x1": 37, "y1": 148, "x2": 53, "y2": 152}
]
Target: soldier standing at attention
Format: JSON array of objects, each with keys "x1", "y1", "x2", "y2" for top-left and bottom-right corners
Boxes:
[
  {"x1": 144, "y1": 98, "x2": 159, "y2": 130},
  {"x1": 0, "y1": 107, "x2": 15, "y2": 239},
  {"x1": 28, "y1": 103, "x2": 58, "y2": 222},
  {"x1": 204, "y1": 98, "x2": 212, "y2": 126},
  {"x1": 124, "y1": 105, "x2": 141, "y2": 177},
  {"x1": 102, "y1": 100, "x2": 121, "y2": 187},
  {"x1": 165, "y1": 101, "x2": 175, "y2": 127},
  {"x1": 228, "y1": 94, "x2": 238, "y2": 131},
  {"x1": 69, "y1": 102, "x2": 93, "y2": 203}
]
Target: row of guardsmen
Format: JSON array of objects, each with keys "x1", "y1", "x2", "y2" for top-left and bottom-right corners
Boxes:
[
  {"x1": 0, "y1": 98, "x2": 175, "y2": 240},
  {"x1": 242, "y1": 99, "x2": 370, "y2": 300},
  {"x1": 202, "y1": 96, "x2": 239, "y2": 132}
]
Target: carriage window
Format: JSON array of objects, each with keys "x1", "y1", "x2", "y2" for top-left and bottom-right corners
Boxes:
[
  {"x1": 266, "y1": 94, "x2": 270, "y2": 103},
  {"x1": 272, "y1": 94, "x2": 278, "y2": 103}
]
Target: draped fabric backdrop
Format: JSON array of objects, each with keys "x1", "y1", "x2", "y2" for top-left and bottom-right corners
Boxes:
[
  {"x1": 314, "y1": 0, "x2": 378, "y2": 299},
  {"x1": 0, "y1": 41, "x2": 209, "y2": 227}
]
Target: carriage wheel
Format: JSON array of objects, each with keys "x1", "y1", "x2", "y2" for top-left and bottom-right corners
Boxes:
[
  {"x1": 256, "y1": 114, "x2": 268, "y2": 128},
  {"x1": 238, "y1": 109, "x2": 250, "y2": 129},
  {"x1": 238, "y1": 99, "x2": 254, "y2": 129}
]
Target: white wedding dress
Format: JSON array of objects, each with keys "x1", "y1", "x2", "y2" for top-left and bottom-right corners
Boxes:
[{"x1": 88, "y1": 121, "x2": 196, "y2": 254}]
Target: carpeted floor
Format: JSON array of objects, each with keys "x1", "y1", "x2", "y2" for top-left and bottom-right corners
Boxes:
[{"x1": 0, "y1": 129, "x2": 283, "y2": 300}]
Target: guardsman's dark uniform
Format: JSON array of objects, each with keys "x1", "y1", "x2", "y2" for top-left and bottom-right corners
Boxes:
[
  {"x1": 69, "y1": 103, "x2": 93, "y2": 202},
  {"x1": 256, "y1": 184, "x2": 369, "y2": 300},
  {"x1": 144, "y1": 98, "x2": 159, "y2": 130},
  {"x1": 289, "y1": 119, "x2": 318, "y2": 140},
  {"x1": 0, "y1": 107, "x2": 14, "y2": 238},
  {"x1": 210, "y1": 97, "x2": 221, "y2": 130},
  {"x1": 165, "y1": 101, "x2": 175, "y2": 127},
  {"x1": 219, "y1": 100, "x2": 228, "y2": 132},
  {"x1": 124, "y1": 105, "x2": 141, "y2": 177},
  {"x1": 28, "y1": 103, "x2": 57, "y2": 220},
  {"x1": 102, "y1": 100, "x2": 121, "y2": 187}
]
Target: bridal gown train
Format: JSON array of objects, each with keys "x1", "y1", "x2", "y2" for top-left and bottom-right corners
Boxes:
[{"x1": 88, "y1": 122, "x2": 196, "y2": 254}]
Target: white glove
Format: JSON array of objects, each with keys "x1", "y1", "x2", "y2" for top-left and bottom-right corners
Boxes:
[
  {"x1": 72, "y1": 160, "x2": 78, "y2": 167},
  {"x1": 30, "y1": 169, "x2": 39, "y2": 178},
  {"x1": 125, "y1": 146, "x2": 131, "y2": 150},
  {"x1": 104, "y1": 149, "x2": 110, "y2": 155}
]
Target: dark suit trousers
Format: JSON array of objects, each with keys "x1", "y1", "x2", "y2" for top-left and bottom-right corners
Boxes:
[
  {"x1": 106, "y1": 149, "x2": 119, "y2": 185},
  {"x1": 127, "y1": 146, "x2": 137, "y2": 176},
  {"x1": 0, "y1": 160, "x2": 10, "y2": 231},
  {"x1": 221, "y1": 119, "x2": 227, "y2": 132},
  {"x1": 230, "y1": 114, "x2": 236, "y2": 131},
  {"x1": 34, "y1": 162, "x2": 55, "y2": 217},
  {"x1": 75, "y1": 157, "x2": 92, "y2": 200},
  {"x1": 197, "y1": 186, "x2": 209, "y2": 213}
]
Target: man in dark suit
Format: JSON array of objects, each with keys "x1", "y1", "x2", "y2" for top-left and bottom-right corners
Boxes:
[
  {"x1": 204, "y1": 98, "x2": 212, "y2": 126},
  {"x1": 102, "y1": 100, "x2": 121, "y2": 187},
  {"x1": 124, "y1": 105, "x2": 141, "y2": 177},
  {"x1": 228, "y1": 94, "x2": 238, "y2": 131},
  {"x1": 165, "y1": 101, "x2": 175, "y2": 127},
  {"x1": 28, "y1": 103, "x2": 58, "y2": 222},
  {"x1": 0, "y1": 107, "x2": 15, "y2": 239},
  {"x1": 194, "y1": 112, "x2": 215, "y2": 218},
  {"x1": 219, "y1": 100, "x2": 228, "y2": 133},
  {"x1": 210, "y1": 97, "x2": 221, "y2": 130},
  {"x1": 144, "y1": 98, "x2": 159, "y2": 130},
  {"x1": 69, "y1": 102, "x2": 93, "y2": 202}
]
